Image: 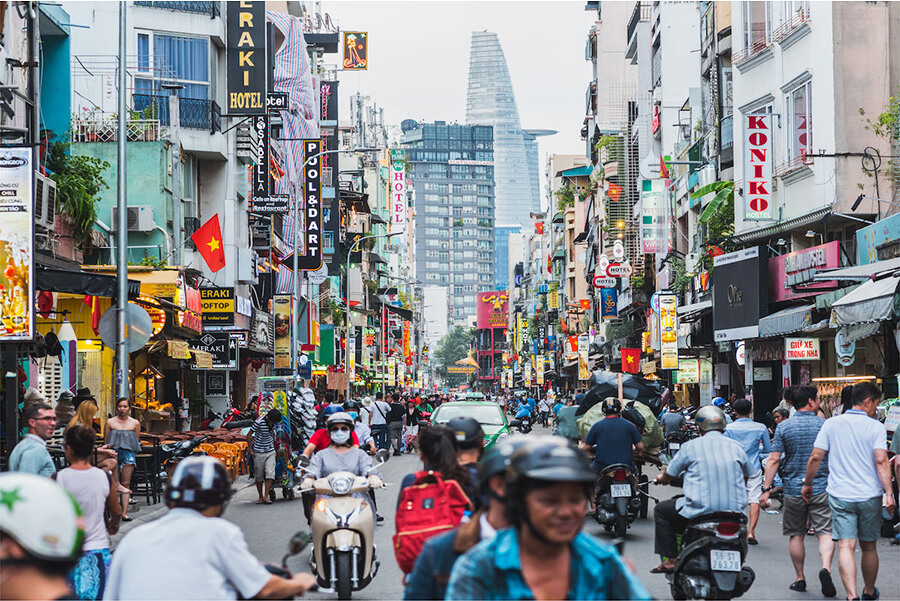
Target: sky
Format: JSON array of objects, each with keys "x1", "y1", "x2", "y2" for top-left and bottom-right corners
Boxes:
[{"x1": 319, "y1": 1, "x2": 598, "y2": 204}]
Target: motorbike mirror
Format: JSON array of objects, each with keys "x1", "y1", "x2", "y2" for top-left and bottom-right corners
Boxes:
[
  {"x1": 509, "y1": 419, "x2": 521, "y2": 427},
  {"x1": 375, "y1": 449, "x2": 390, "y2": 463},
  {"x1": 288, "y1": 531, "x2": 312, "y2": 556},
  {"x1": 297, "y1": 454, "x2": 311, "y2": 467}
]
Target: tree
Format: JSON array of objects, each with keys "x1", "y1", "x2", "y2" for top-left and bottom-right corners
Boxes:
[{"x1": 434, "y1": 326, "x2": 474, "y2": 385}]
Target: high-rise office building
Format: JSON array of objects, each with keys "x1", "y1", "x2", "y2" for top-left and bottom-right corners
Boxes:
[{"x1": 400, "y1": 120, "x2": 496, "y2": 326}]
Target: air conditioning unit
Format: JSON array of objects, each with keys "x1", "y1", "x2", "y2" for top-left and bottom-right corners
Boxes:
[
  {"x1": 111, "y1": 206, "x2": 155, "y2": 232},
  {"x1": 34, "y1": 173, "x2": 57, "y2": 230}
]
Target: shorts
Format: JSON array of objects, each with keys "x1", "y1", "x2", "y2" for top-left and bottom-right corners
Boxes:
[
  {"x1": 829, "y1": 495, "x2": 882, "y2": 541},
  {"x1": 116, "y1": 449, "x2": 136, "y2": 466},
  {"x1": 253, "y1": 450, "x2": 276, "y2": 482},
  {"x1": 783, "y1": 493, "x2": 832, "y2": 536},
  {"x1": 746, "y1": 471, "x2": 763, "y2": 504},
  {"x1": 68, "y1": 548, "x2": 111, "y2": 601}
]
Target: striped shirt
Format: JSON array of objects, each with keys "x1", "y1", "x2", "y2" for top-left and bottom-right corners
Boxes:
[
  {"x1": 250, "y1": 416, "x2": 277, "y2": 453},
  {"x1": 771, "y1": 410, "x2": 828, "y2": 496},
  {"x1": 666, "y1": 431, "x2": 753, "y2": 519},
  {"x1": 724, "y1": 417, "x2": 771, "y2": 470}
]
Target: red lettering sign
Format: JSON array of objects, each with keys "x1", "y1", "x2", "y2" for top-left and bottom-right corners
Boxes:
[{"x1": 744, "y1": 115, "x2": 773, "y2": 220}]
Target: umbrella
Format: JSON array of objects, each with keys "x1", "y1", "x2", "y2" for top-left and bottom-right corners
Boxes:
[{"x1": 575, "y1": 370, "x2": 667, "y2": 417}]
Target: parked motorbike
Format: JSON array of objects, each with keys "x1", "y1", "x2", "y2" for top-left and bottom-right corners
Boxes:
[
  {"x1": 593, "y1": 464, "x2": 641, "y2": 538},
  {"x1": 298, "y1": 449, "x2": 389, "y2": 599},
  {"x1": 667, "y1": 511, "x2": 755, "y2": 600},
  {"x1": 158, "y1": 435, "x2": 207, "y2": 481},
  {"x1": 199, "y1": 406, "x2": 252, "y2": 430}
]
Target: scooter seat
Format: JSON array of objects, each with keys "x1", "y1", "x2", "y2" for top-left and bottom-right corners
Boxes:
[{"x1": 686, "y1": 511, "x2": 747, "y2": 526}]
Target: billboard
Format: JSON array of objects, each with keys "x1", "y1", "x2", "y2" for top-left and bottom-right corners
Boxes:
[
  {"x1": 713, "y1": 247, "x2": 768, "y2": 341},
  {"x1": 769, "y1": 241, "x2": 840, "y2": 302},
  {"x1": 641, "y1": 179, "x2": 667, "y2": 253},
  {"x1": 273, "y1": 295, "x2": 291, "y2": 369},
  {"x1": 743, "y1": 114, "x2": 773, "y2": 221},
  {"x1": 476, "y1": 291, "x2": 509, "y2": 329},
  {"x1": 342, "y1": 32, "x2": 368, "y2": 70},
  {"x1": 226, "y1": 1, "x2": 267, "y2": 115},
  {"x1": 658, "y1": 293, "x2": 678, "y2": 369},
  {"x1": 0, "y1": 147, "x2": 33, "y2": 340},
  {"x1": 299, "y1": 140, "x2": 323, "y2": 271}
]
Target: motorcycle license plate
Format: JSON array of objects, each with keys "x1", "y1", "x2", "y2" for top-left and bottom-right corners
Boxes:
[
  {"x1": 669, "y1": 442, "x2": 680, "y2": 450},
  {"x1": 610, "y1": 484, "x2": 631, "y2": 498},
  {"x1": 709, "y1": 549, "x2": 741, "y2": 572}
]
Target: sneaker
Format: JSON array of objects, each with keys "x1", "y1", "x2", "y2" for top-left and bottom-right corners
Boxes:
[
  {"x1": 819, "y1": 569, "x2": 836, "y2": 598},
  {"x1": 376, "y1": 514, "x2": 385, "y2": 523}
]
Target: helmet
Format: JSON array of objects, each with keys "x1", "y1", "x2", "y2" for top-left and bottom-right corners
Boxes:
[
  {"x1": 480, "y1": 437, "x2": 535, "y2": 483},
  {"x1": 601, "y1": 397, "x2": 622, "y2": 415},
  {"x1": 323, "y1": 404, "x2": 344, "y2": 416},
  {"x1": 506, "y1": 437, "x2": 594, "y2": 485},
  {"x1": 343, "y1": 399, "x2": 361, "y2": 412},
  {"x1": 326, "y1": 412, "x2": 355, "y2": 429},
  {"x1": 695, "y1": 405, "x2": 727, "y2": 433},
  {"x1": 0, "y1": 473, "x2": 84, "y2": 563},
  {"x1": 167, "y1": 456, "x2": 234, "y2": 509},
  {"x1": 712, "y1": 397, "x2": 726, "y2": 408},
  {"x1": 446, "y1": 416, "x2": 484, "y2": 449}
]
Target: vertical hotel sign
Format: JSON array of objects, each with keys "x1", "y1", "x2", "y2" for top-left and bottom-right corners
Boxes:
[
  {"x1": 658, "y1": 293, "x2": 678, "y2": 369},
  {"x1": 390, "y1": 150, "x2": 406, "y2": 227},
  {"x1": 0, "y1": 148, "x2": 33, "y2": 340},
  {"x1": 744, "y1": 114, "x2": 773, "y2": 221},
  {"x1": 226, "y1": 1, "x2": 267, "y2": 115},
  {"x1": 273, "y1": 295, "x2": 291, "y2": 369},
  {"x1": 299, "y1": 140, "x2": 323, "y2": 270}
]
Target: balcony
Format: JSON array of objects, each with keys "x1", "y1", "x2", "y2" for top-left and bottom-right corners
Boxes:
[
  {"x1": 133, "y1": 1, "x2": 220, "y2": 18},
  {"x1": 133, "y1": 94, "x2": 221, "y2": 134},
  {"x1": 71, "y1": 119, "x2": 161, "y2": 143},
  {"x1": 626, "y1": 1, "x2": 651, "y2": 56}
]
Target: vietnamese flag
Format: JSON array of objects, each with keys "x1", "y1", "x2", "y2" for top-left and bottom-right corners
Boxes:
[
  {"x1": 535, "y1": 222, "x2": 544, "y2": 235},
  {"x1": 191, "y1": 214, "x2": 226, "y2": 272},
  {"x1": 621, "y1": 348, "x2": 641, "y2": 373},
  {"x1": 608, "y1": 183, "x2": 623, "y2": 202},
  {"x1": 579, "y1": 299, "x2": 591, "y2": 311}
]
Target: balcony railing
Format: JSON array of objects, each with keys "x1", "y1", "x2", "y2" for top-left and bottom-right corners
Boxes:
[
  {"x1": 71, "y1": 119, "x2": 161, "y2": 143},
  {"x1": 772, "y1": 7, "x2": 811, "y2": 44},
  {"x1": 627, "y1": 1, "x2": 651, "y2": 45},
  {"x1": 133, "y1": 1, "x2": 220, "y2": 18},
  {"x1": 132, "y1": 94, "x2": 221, "y2": 133}
]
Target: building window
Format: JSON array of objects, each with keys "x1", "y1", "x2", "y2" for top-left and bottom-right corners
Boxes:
[
  {"x1": 785, "y1": 80, "x2": 812, "y2": 162},
  {"x1": 741, "y1": 1, "x2": 771, "y2": 56},
  {"x1": 134, "y1": 33, "x2": 211, "y2": 99}
]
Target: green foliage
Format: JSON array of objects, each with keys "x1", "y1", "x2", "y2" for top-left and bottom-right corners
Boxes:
[
  {"x1": 434, "y1": 326, "x2": 474, "y2": 383},
  {"x1": 326, "y1": 298, "x2": 345, "y2": 328},
  {"x1": 44, "y1": 133, "x2": 110, "y2": 245},
  {"x1": 554, "y1": 181, "x2": 576, "y2": 213},
  {"x1": 130, "y1": 255, "x2": 168, "y2": 268},
  {"x1": 859, "y1": 92, "x2": 900, "y2": 187}
]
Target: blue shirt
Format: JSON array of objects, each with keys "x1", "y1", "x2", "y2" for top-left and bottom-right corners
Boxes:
[
  {"x1": 9, "y1": 434, "x2": 56, "y2": 477},
  {"x1": 666, "y1": 431, "x2": 753, "y2": 519},
  {"x1": 771, "y1": 410, "x2": 828, "y2": 497},
  {"x1": 446, "y1": 528, "x2": 650, "y2": 600},
  {"x1": 553, "y1": 403, "x2": 563, "y2": 416},
  {"x1": 515, "y1": 406, "x2": 532, "y2": 419},
  {"x1": 724, "y1": 417, "x2": 770, "y2": 471},
  {"x1": 526, "y1": 398, "x2": 537, "y2": 410},
  {"x1": 584, "y1": 416, "x2": 641, "y2": 472}
]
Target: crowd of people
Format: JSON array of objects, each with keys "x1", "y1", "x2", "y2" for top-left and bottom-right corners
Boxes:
[{"x1": 2, "y1": 381, "x2": 898, "y2": 601}]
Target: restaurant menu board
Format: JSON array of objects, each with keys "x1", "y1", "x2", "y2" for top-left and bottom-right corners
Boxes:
[{"x1": 0, "y1": 148, "x2": 33, "y2": 340}]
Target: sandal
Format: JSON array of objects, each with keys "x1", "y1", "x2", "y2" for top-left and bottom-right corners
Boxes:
[
  {"x1": 789, "y1": 580, "x2": 806, "y2": 591},
  {"x1": 255, "y1": 499, "x2": 266, "y2": 504},
  {"x1": 650, "y1": 563, "x2": 675, "y2": 574}
]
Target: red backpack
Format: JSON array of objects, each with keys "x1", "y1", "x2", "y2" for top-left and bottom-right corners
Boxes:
[{"x1": 393, "y1": 470, "x2": 473, "y2": 574}]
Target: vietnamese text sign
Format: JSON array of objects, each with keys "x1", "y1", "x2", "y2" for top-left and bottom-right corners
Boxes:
[
  {"x1": 299, "y1": 140, "x2": 323, "y2": 270},
  {"x1": 390, "y1": 150, "x2": 406, "y2": 227},
  {"x1": 744, "y1": 114, "x2": 773, "y2": 220},
  {"x1": 273, "y1": 295, "x2": 291, "y2": 369},
  {"x1": 201, "y1": 287, "x2": 236, "y2": 325},
  {"x1": 0, "y1": 147, "x2": 34, "y2": 340},
  {"x1": 226, "y1": 0, "x2": 267, "y2": 115},
  {"x1": 677, "y1": 358, "x2": 700, "y2": 383},
  {"x1": 641, "y1": 179, "x2": 666, "y2": 253},
  {"x1": 659, "y1": 293, "x2": 678, "y2": 369},
  {"x1": 477, "y1": 291, "x2": 509, "y2": 329},
  {"x1": 348, "y1": 336, "x2": 356, "y2": 382},
  {"x1": 785, "y1": 337, "x2": 820, "y2": 360}
]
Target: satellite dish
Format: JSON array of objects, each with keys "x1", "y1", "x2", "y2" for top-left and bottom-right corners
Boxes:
[{"x1": 98, "y1": 303, "x2": 154, "y2": 353}]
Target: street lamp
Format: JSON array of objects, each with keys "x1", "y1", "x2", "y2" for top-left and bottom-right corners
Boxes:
[
  {"x1": 345, "y1": 232, "x2": 401, "y2": 401},
  {"x1": 291, "y1": 146, "x2": 376, "y2": 381}
]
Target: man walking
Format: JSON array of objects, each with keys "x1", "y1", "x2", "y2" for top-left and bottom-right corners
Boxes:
[
  {"x1": 368, "y1": 392, "x2": 391, "y2": 450},
  {"x1": 247, "y1": 409, "x2": 281, "y2": 505},
  {"x1": 760, "y1": 385, "x2": 835, "y2": 596},
  {"x1": 388, "y1": 393, "x2": 405, "y2": 456},
  {"x1": 724, "y1": 398, "x2": 770, "y2": 544},
  {"x1": 9, "y1": 403, "x2": 57, "y2": 476},
  {"x1": 804, "y1": 382, "x2": 895, "y2": 601}
]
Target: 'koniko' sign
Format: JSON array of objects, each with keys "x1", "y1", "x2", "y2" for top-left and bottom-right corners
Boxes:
[
  {"x1": 744, "y1": 114, "x2": 773, "y2": 221},
  {"x1": 390, "y1": 150, "x2": 406, "y2": 227}
]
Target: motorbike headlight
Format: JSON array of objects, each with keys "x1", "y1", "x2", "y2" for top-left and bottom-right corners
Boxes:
[{"x1": 328, "y1": 475, "x2": 354, "y2": 495}]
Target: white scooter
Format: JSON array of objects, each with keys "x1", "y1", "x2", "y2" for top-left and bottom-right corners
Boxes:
[{"x1": 297, "y1": 449, "x2": 389, "y2": 600}]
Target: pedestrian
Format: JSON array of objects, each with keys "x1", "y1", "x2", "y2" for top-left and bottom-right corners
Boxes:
[
  {"x1": 838, "y1": 384, "x2": 854, "y2": 415},
  {"x1": 368, "y1": 392, "x2": 391, "y2": 450},
  {"x1": 651, "y1": 406, "x2": 753, "y2": 574},
  {"x1": 388, "y1": 393, "x2": 405, "y2": 456},
  {"x1": 105, "y1": 398, "x2": 141, "y2": 519},
  {"x1": 403, "y1": 399, "x2": 422, "y2": 453},
  {"x1": 556, "y1": 398, "x2": 580, "y2": 444},
  {"x1": 759, "y1": 385, "x2": 835, "y2": 596},
  {"x1": 723, "y1": 398, "x2": 770, "y2": 544},
  {"x1": 771, "y1": 407, "x2": 790, "y2": 430},
  {"x1": 9, "y1": 402, "x2": 57, "y2": 477},
  {"x1": 55, "y1": 425, "x2": 123, "y2": 600},
  {"x1": 0, "y1": 473, "x2": 84, "y2": 601},
  {"x1": 803, "y1": 381, "x2": 894, "y2": 601},
  {"x1": 445, "y1": 438, "x2": 650, "y2": 600},
  {"x1": 247, "y1": 408, "x2": 282, "y2": 505},
  {"x1": 538, "y1": 397, "x2": 551, "y2": 427},
  {"x1": 66, "y1": 398, "x2": 127, "y2": 496},
  {"x1": 105, "y1": 456, "x2": 317, "y2": 599}
]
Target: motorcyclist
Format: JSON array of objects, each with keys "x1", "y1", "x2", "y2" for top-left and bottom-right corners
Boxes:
[
  {"x1": 344, "y1": 400, "x2": 377, "y2": 454},
  {"x1": 650, "y1": 405, "x2": 753, "y2": 574},
  {"x1": 105, "y1": 456, "x2": 317, "y2": 599},
  {"x1": 445, "y1": 437, "x2": 650, "y2": 600},
  {"x1": 580, "y1": 398, "x2": 644, "y2": 474},
  {"x1": 515, "y1": 402, "x2": 533, "y2": 420},
  {"x1": 301, "y1": 413, "x2": 384, "y2": 498},
  {"x1": 712, "y1": 397, "x2": 734, "y2": 424},
  {"x1": 302, "y1": 404, "x2": 360, "y2": 458},
  {"x1": 0, "y1": 473, "x2": 83, "y2": 601}
]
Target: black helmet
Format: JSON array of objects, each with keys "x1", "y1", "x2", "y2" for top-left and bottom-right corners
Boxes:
[
  {"x1": 601, "y1": 397, "x2": 622, "y2": 415},
  {"x1": 343, "y1": 399, "x2": 361, "y2": 412},
  {"x1": 506, "y1": 437, "x2": 595, "y2": 485},
  {"x1": 480, "y1": 436, "x2": 535, "y2": 494},
  {"x1": 166, "y1": 456, "x2": 234, "y2": 510},
  {"x1": 447, "y1": 416, "x2": 484, "y2": 450}
]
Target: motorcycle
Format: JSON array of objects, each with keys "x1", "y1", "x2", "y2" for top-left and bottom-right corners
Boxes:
[
  {"x1": 516, "y1": 415, "x2": 533, "y2": 434},
  {"x1": 593, "y1": 464, "x2": 641, "y2": 538},
  {"x1": 298, "y1": 449, "x2": 390, "y2": 599},
  {"x1": 667, "y1": 512, "x2": 755, "y2": 600},
  {"x1": 158, "y1": 435, "x2": 208, "y2": 482},
  {"x1": 247, "y1": 532, "x2": 318, "y2": 600},
  {"x1": 199, "y1": 406, "x2": 252, "y2": 430}
]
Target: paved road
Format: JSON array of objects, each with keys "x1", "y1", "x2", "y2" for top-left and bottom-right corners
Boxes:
[{"x1": 119, "y1": 425, "x2": 900, "y2": 600}]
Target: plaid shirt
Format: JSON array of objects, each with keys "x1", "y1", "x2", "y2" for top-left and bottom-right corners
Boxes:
[{"x1": 771, "y1": 410, "x2": 828, "y2": 496}]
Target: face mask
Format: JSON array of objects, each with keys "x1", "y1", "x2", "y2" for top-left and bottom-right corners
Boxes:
[
  {"x1": 347, "y1": 412, "x2": 359, "y2": 421},
  {"x1": 331, "y1": 429, "x2": 351, "y2": 444}
]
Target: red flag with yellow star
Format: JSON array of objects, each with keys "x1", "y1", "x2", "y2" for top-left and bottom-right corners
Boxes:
[
  {"x1": 191, "y1": 214, "x2": 226, "y2": 272},
  {"x1": 621, "y1": 348, "x2": 641, "y2": 374}
]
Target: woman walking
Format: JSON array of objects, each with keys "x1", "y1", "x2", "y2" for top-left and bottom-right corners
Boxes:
[{"x1": 105, "y1": 397, "x2": 141, "y2": 520}]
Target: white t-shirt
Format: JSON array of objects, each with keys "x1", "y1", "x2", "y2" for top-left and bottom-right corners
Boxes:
[
  {"x1": 104, "y1": 508, "x2": 271, "y2": 600},
  {"x1": 813, "y1": 409, "x2": 887, "y2": 502},
  {"x1": 369, "y1": 401, "x2": 391, "y2": 426},
  {"x1": 539, "y1": 400, "x2": 550, "y2": 412},
  {"x1": 56, "y1": 466, "x2": 110, "y2": 551}
]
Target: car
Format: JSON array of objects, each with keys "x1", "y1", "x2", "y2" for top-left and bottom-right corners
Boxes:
[{"x1": 430, "y1": 401, "x2": 514, "y2": 449}]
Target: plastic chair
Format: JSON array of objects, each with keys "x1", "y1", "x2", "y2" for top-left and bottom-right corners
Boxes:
[
  {"x1": 197, "y1": 443, "x2": 217, "y2": 454},
  {"x1": 207, "y1": 450, "x2": 238, "y2": 480}
]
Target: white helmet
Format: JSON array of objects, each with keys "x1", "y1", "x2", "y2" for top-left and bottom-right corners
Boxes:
[{"x1": 0, "y1": 473, "x2": 84, "y2": 562}]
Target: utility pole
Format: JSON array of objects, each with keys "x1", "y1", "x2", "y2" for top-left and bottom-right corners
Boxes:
[{"x1": 115, "y1": 3, "x2": 129, "y2": 400}]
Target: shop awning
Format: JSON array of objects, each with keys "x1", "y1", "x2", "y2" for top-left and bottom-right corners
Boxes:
[
  {"x1": 838, "y1": 321, "x2": 881, "y2": 344},
  {"x1": 380, "y1": 300, "x2": 414, "y2": 322},
  {"x1": 677, "y1": 300, "x2": 712, "y2": 322},
  {"x1": 830, "y1": 275, "x2": 899, "y2": 326},
  {"x1": 813, "y1": 257, "x2": 900, "y2": 282},
  {"x1": 732, "y1": 206, "x2": 832, "y2": 243},
  {"x1": 370, "y1": 214, "x2": 387, "y2": 225},
  {"x1": 815, "y1": 284, "x2": 859, "y2": 310},
  {"x1": 759, "y1": 304, "x2": 815, "y2": 337},
  {"x1": 370, "y1": 252, "x2": 388, "y2": 265},
  {"x1": 36, "y1": 265, "x2": 140, "y2": 298}
]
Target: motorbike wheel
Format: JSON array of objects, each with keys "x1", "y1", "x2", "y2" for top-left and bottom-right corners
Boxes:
[
  {"x1": 336, "y1": 551, "x2": 352, "y2": 600},
  {"x1": 670, "y1": 581, "x2": 687, "y2": 601},
  {"x1": 614, "y1": 513, "x2": 627, "y2": 538},
  {"x1": 639, "y1": 478, "x2": 649, "y2": 519},
  {"x1": 268, "y1": 489, "x2": 276, "y2": 503}
]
